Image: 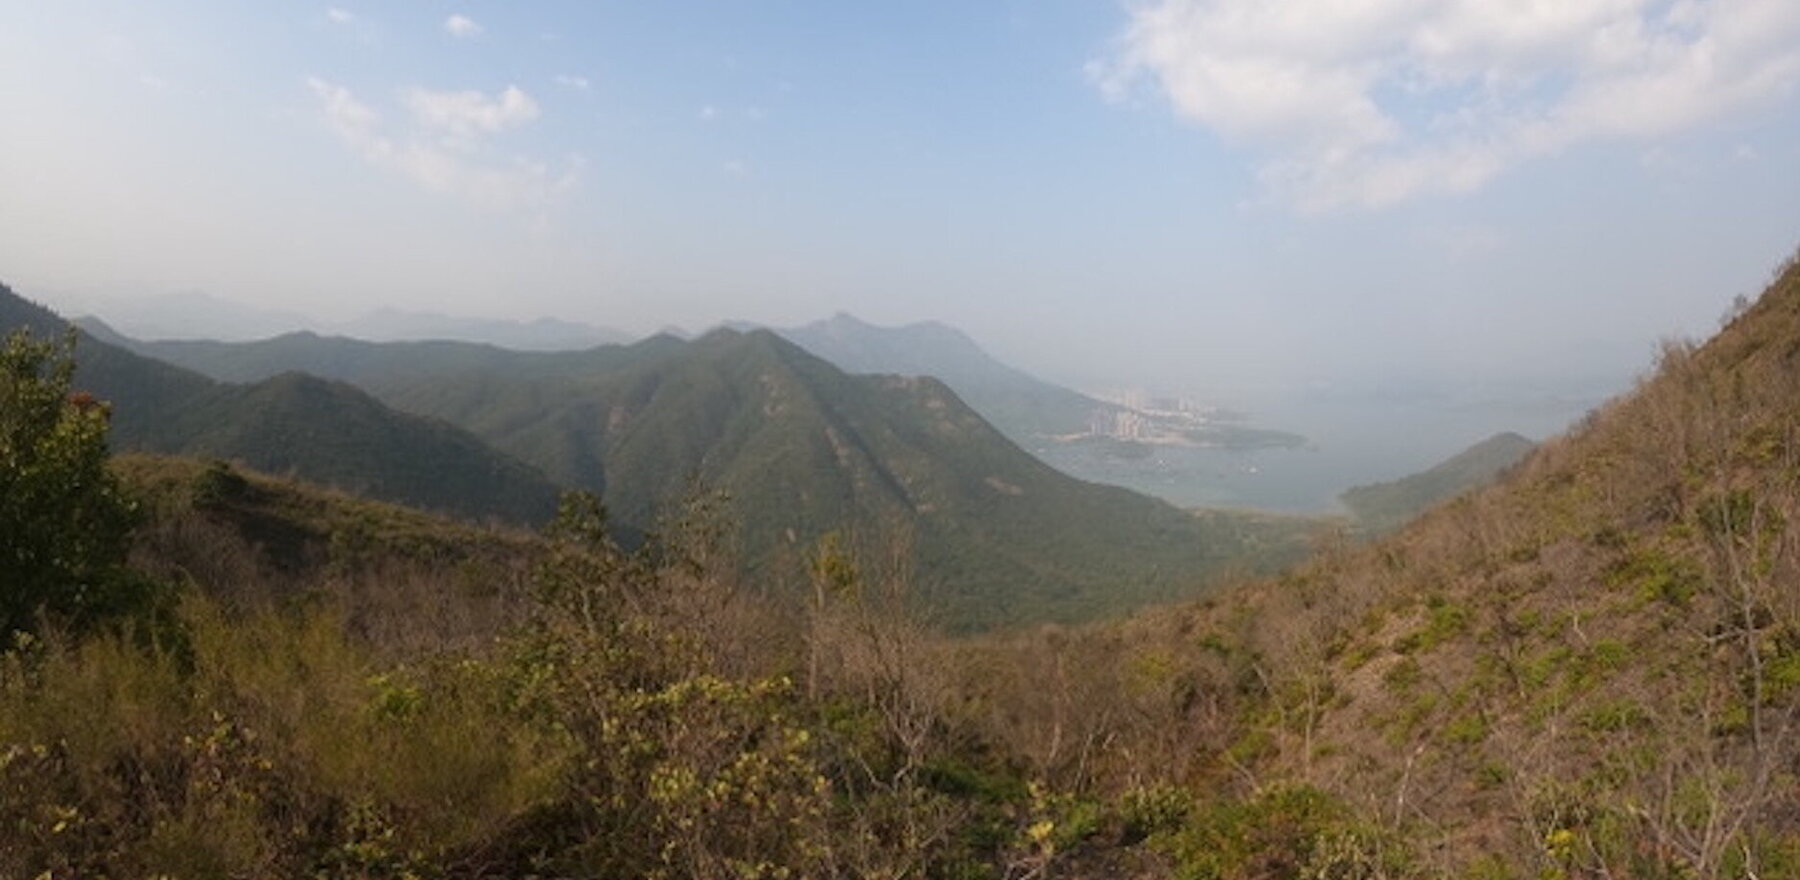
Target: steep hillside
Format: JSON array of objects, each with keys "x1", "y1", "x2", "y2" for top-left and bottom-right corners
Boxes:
[
  {"x1": 1, "y1": 285, "x2": 561, "y2": 524},
  {"x1": 76, "y1": 318, "x2": 1323, "y2": 628},
  {"x1": 1339, "y1": 430, "x2": 1537, "y2": 533},
  {"x1": 968, "y1": 249, "x2": 1800, "y2": 876}
]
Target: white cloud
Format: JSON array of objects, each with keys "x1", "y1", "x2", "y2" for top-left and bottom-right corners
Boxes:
[
  {"x1": 554, "y1": 74, "x2": 591, "y2": 91},
  {"x1": 325, "y1": 7, "x2": 377, "y2": 42},
  {"x1": 307, "y1": 78, "x2": 577, "y2": 209},
  {"x1": 699, "y1": 105, "x2": 719, "y2": 121},
  {"x1": 310, "y1": 77, "x2": 379, "y2": 142},
  {"x1": 1095, "y1": 0, "x2": 1800, "y2": 211},
  {"x1": 403, "y1": 85, "x2": 540, "y2": 137},
  {"x1": 444, "y1": 14, "x2": 483, "y2": 39}
]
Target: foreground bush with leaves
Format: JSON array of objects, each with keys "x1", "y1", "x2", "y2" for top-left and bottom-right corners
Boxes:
[{"x1": 2, "y1": 496, "x2": 813, "y2": 877}]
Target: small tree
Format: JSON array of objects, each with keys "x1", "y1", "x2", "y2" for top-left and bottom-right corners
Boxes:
[{"x1": 0, "y1": 328, "x2": 141, "y2": 636}]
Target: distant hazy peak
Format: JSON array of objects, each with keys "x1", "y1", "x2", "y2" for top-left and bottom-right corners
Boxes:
[
  {"x1": 693, "y1": 326, "x2": 826, "y2": 364},
  {"x1": 814, "y1": 311, "x2": 878, "y2": 334},
  {"x1": 72, "y1": 315, "x2": 128, "y2": 345},
  {"x1": 336, "y1": 307, "x2": 630, "y2": 350},
  {"x1": 1340, "y1": 430, "x2": 1538, "y2": 533},
  {"x1": 691, "y1": 325, "x2": 752, "y2": 344},
  {"x1": 808, "y1": 311, "x2": 966, "y2": 337}
]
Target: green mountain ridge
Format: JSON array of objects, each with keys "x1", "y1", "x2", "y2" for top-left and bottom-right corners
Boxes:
[
  {"x1": 2, "y1": 285, "x2": 561, "y2": 524},
  {"x1": 64, "y1": 292, "x2": 630, "y2": 350}
]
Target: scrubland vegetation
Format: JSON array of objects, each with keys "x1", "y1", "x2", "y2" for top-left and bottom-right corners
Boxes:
[{"x1": 6, "y1": 248, "x2": 1800, "y2": 878}]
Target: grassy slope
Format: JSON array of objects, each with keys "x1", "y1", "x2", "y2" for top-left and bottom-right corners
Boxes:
[
  {"x1": 115, "y1": 454, "x2": 538, "y2": 629},
  {"x1": 1, "y1": 286, "x2": 562, "y2": 524},
  {"x1": 1017, "y1": 250, "x2": 1800, "y2": 874}
]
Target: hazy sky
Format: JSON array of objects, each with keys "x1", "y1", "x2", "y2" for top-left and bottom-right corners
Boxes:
[{"x1": 3, "y1": 1, "x2": 1798, "y2": 401}]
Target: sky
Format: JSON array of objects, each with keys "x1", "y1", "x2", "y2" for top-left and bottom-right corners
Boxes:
[{"x1": 3, "y1": 0, "x2": 1799, "y2": 408}]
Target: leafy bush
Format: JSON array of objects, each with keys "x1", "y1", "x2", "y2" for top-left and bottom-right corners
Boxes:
[{"x1": 1155, "y1": 785, "x2": 1407, "y2": 880}]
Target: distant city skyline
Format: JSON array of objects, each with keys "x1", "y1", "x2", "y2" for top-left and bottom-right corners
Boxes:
[{"x1": 4, "y1": 1, "x2": 1798, "y2": 401}]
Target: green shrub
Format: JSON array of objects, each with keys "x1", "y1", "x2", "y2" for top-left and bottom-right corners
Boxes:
[
  {"x1": 0, "y1": 329, "x2": 153, "y2": 636},
  {"x1": 1119, "y1": 783, "x2": 1194, "y2": 843},
  {"x1": 1157, "y1": 785, "x2": 1407, "y2": 880}
]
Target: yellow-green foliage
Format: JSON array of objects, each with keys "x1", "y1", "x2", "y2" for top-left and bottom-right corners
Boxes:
[
  {"x1": 1153, "y1": 785, "x2": 1406, "y2": 880},
  {"x1": 0, "y1": 594, "x2": 565, "y2": 878},
  {"x1": 0, "y1": 477, "x2": 1016, "y2": 879}
]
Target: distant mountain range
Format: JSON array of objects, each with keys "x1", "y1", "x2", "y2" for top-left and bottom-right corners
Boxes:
[
  {"x1": 72, "y1": 312, "x2": 1321, "y2": 629},
  {"x1": 0, "y1": 286, "x2": 562, "y2": 524},
  {"x1": 52, "y1": 290, "x2": 317, "y2": 341},
  {"x1": 58, "y1": 289, "x2": 630, "y2": 351},
  {"x1": 338, "y1": 308, "x2": 632, "y2": 351}
]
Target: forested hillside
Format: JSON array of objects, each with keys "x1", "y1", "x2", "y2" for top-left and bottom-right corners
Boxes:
[{"x1": 1, "y1": 285, "x2": 561, "y2": 524}]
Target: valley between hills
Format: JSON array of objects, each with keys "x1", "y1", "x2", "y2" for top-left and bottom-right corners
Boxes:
[{"x1": 5, "y1": 247, "x2": 1800, "y2": 877}]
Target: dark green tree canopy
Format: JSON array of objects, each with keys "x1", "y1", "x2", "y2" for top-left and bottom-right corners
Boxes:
[{"x1": 0, "y1": 329, "x2": 141, "y2": 636}]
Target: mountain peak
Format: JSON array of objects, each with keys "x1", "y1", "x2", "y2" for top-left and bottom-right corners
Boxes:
[{"x1": 823, "y1": 311, "x2": 870, "y2": 328}]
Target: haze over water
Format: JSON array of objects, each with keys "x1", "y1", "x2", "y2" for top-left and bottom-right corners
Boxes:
[{"x1": 1035, "y1": 387, "x2": 1611, "y2": 514}]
